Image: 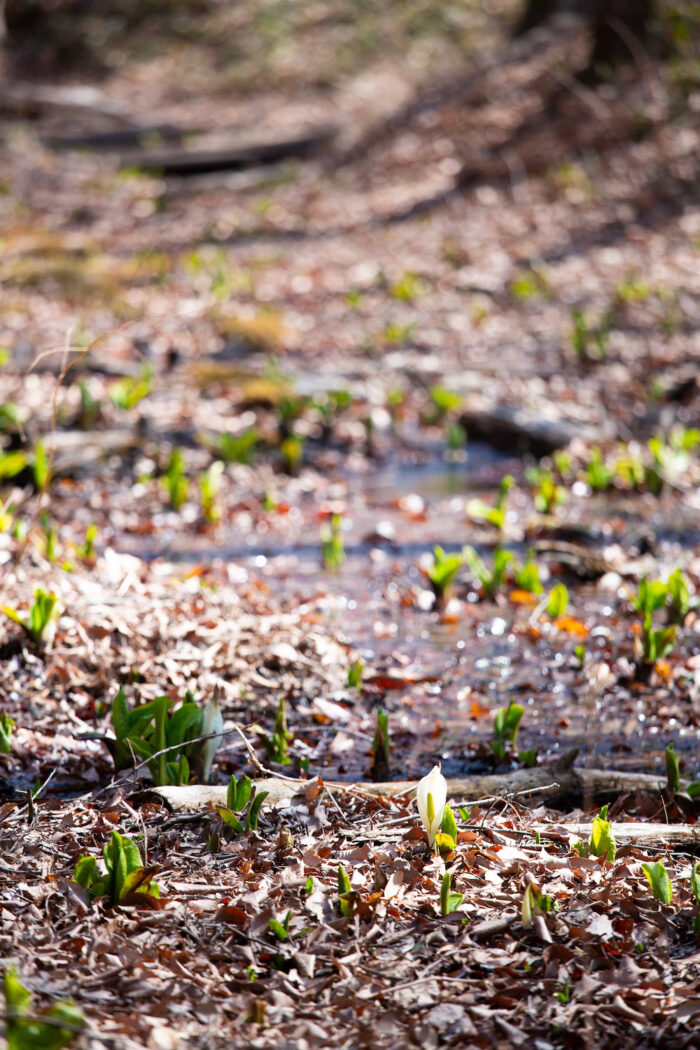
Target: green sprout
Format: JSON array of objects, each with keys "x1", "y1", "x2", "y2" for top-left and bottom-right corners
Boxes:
[
  {"x1": 463, "y1": 545, "x2": 513, "y2": 599},
  {"x1": 108, "y1": 368, "x2": 152, "y2": 411},
  {"x1": 636, "y1": 613, "x2": 676, "y2": 670},
  {"x1": 586, "y1": 448, "x2": 614, "y2": 491},
  {"x1": 268, "y1": 910, "x2": 292, "y2": 943},
  {"x1": 428, "y1": 546, "x2": 463, "y2": 602},
  {"x1": 492, "y1": 701, "x2": 524, "y2": 760},
  {"x1": 217, "y1": 774, "x2": 269, "y2": 833},
  {"x1": 691, "y1": 863, "x2": 700, "y2": 935},
  {"x1": 514, "y1": 551, "x2": 543, "y2": 594},
  {"x1": 546, "y1": 583, "x2": 569, "y2": 619},
  {"x1": 427, "y1": 385, "x2": 461, "y2": 422},
  {"x1": 588, "y1": 805, "x2": 616, "y2": 862},
  {"x1": 390, "y1": 271, "x2": 426, "y2": 303},
  {"x1": 436, "y1": 804, "x2": 458, "y2": 854},
  {"x1": 211, "y1": 428, "x2": 260, "y2": 464},
  {"x1": 337, "y1": 864, "x2": 353, "y2": 917},
  {"x1": 74, "y1": 521, "x2": 98, "y2": 563},
  {"x1": 199, "y1": 460, "x2": 225, "y2": 524},
  {"x1": 641, "y1": 861, "x2": 673, "y2": 905},
  {"x1": 163, "y1": 448, "x2": 188, "y2": 510},
  {"x1": 467, "y1": 474, "x2": 513, "y2": 532},
  {"x1": 73, "y1": 830, "x2": 159, "y2": 906},
  {"x1": 570, "y1": 308, "x2": 610, "y2": 360},
  {"x1": 633, "y1": 576, "x2": 669, "y2": 616},
  {"x1": 108, "y1": 687, "x2": 218, "y2": 785},
  {"x1": 32, "y1": 440, "x2": 50, "y2": 491},
  {"x1": 77, "y1": 380, "x2": 100, "y2": 429},
  {"x1": 4, "y1": 965, "x2": 84, "y2": 1050},
  {"x1": 527, "y1": 465, "x2": 566, "y2": 514},
  {"x1": 440, "y1": 871, "x2": 464, "y2": 916},
  {"x1": 370, "y1": 708, "x2": 390, "y2": 779},
  {"x1": 0, "y1": 711, "x2": 14, "y2": 754},
  {"x1": 265, "y1": 697, "x2": 292, "y2": 765},
  {"x1": 3, "y1": 588, "x2": 60, "y2": 646},
  {"x1": 0, "y1": 448, "x2": 27, "y2": 485},
  {"x1": 347, "y1": 660, "x2": 364, "y2": 690},
  {"x1": 521, "y1": 881, "x2": 554, "y2": 928},
  {"x1": 280, "y1": 435, "x2": 304, "y2": 473},
  {"x1": 39, "y1": 512, "x2": 58, "y2": 563},
  {"x1": 666, "y1": 568, "x2": 692, "y2": 625},
  {"x1": 321, "y1": 513, "x2": 345, "y2": 570}
]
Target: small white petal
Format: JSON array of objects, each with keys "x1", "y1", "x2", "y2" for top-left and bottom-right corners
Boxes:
[{"x1": 416, "y1": 764, "x2": 447, "y2": 845}]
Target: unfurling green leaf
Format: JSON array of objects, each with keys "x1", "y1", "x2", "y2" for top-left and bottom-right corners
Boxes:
[
  {"x1": 337, "y1": 864, "x2": 353, "y2": 917},
  {"x1": 589, "y1": 806, "x2": 616, "y2": 863},
  {"x1": 493, "y1": 701, "x2": 524, "y2": 746},
  {"x1": 642, "y1": 860, "x2": 673, "y2": 905},
  {"x1": 441, "y1": 804, "x2": 458, "y2": 842}
]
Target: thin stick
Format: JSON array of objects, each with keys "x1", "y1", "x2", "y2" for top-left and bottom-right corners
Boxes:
[{"x1": 231, "y1": 722, "x2": 303, "y2": 785}]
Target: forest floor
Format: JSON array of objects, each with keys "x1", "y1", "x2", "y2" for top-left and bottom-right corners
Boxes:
[{"x1": 0, "y1": 2, "x2": 699, "y2": 1047}]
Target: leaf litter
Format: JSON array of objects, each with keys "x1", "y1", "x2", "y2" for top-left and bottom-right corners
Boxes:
[{"x1": 0, "y1": 1, "x2": 699, "y2": 1047}]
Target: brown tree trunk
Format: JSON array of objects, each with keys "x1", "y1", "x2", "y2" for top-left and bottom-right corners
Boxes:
[
  {"x1": 515, "y1": 0, "x2": 657, "y2": 72},
  {"x1": 589, "y1": 0, "x2": 655, "y2": 69}
]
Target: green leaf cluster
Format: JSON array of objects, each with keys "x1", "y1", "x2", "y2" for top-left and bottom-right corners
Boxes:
[
  {"x1": 4, "y1": 965, "x2": 84, "y2": 1050},
  {"x1": 493, "y1": 701, "x2": 524, "y2": 751},
  {"x1": 2, "y1": 588, "x2": 60, "y2": 645},
  {"x1": 635, "y1": 571, "x2": 693, "y2": 627},
  {"x1": 463, "y1": 545, "x2": 512, "y2": 599},
  {"x1": 73, "y1": 830, "x2": 159, "y2": 906},
  {"x1": 428, "y1": 546, "x2": 463, "y2": 599},
  {"x1": 589, "y1": 805, "x2": 616, "y2": 862},
  {"x1": 514, "y1": 551, "x2": 543, "y2": 594},
  {"x1": 638, "y1": 613, "x2": 676, "y2": 667},
  {"x1": 217, "y1": 774, "x2": 268, "y2": 833},
  {"x1": 110, "y1": 686, "x2": 207, "y2": 785},
  {"x1": 162, "y1": 448, "x2": 188, "y2": 510}
]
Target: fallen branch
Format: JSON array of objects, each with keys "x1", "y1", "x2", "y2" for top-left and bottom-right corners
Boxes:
[
  {"x1": 146, "y1": 750, "x2": 671, "y2": 811},
  {"x1": 118, "y1": 126, "x2": 336, "y2": 176}
]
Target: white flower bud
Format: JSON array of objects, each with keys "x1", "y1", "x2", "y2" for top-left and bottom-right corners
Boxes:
[{"x1": 416, "y1": 764, "x2": 447, "y2": 846}]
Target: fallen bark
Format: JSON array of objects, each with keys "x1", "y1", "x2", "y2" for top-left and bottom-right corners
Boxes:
[
  {"x1": 44, "y1": 123, "x2": 186, "y2": 151},
  {"x1": 459, "y1": 403, "x2": 604, "y2": 457},
  {"x1": 537, "y1": 822, "x2": 699, "y2": 847},
  {"x1": 147, "y1": 751, "x2": 669, "y2": 811},
  {"x1": 0, "y1": 80, "x2": 128, "y2": 120}
]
